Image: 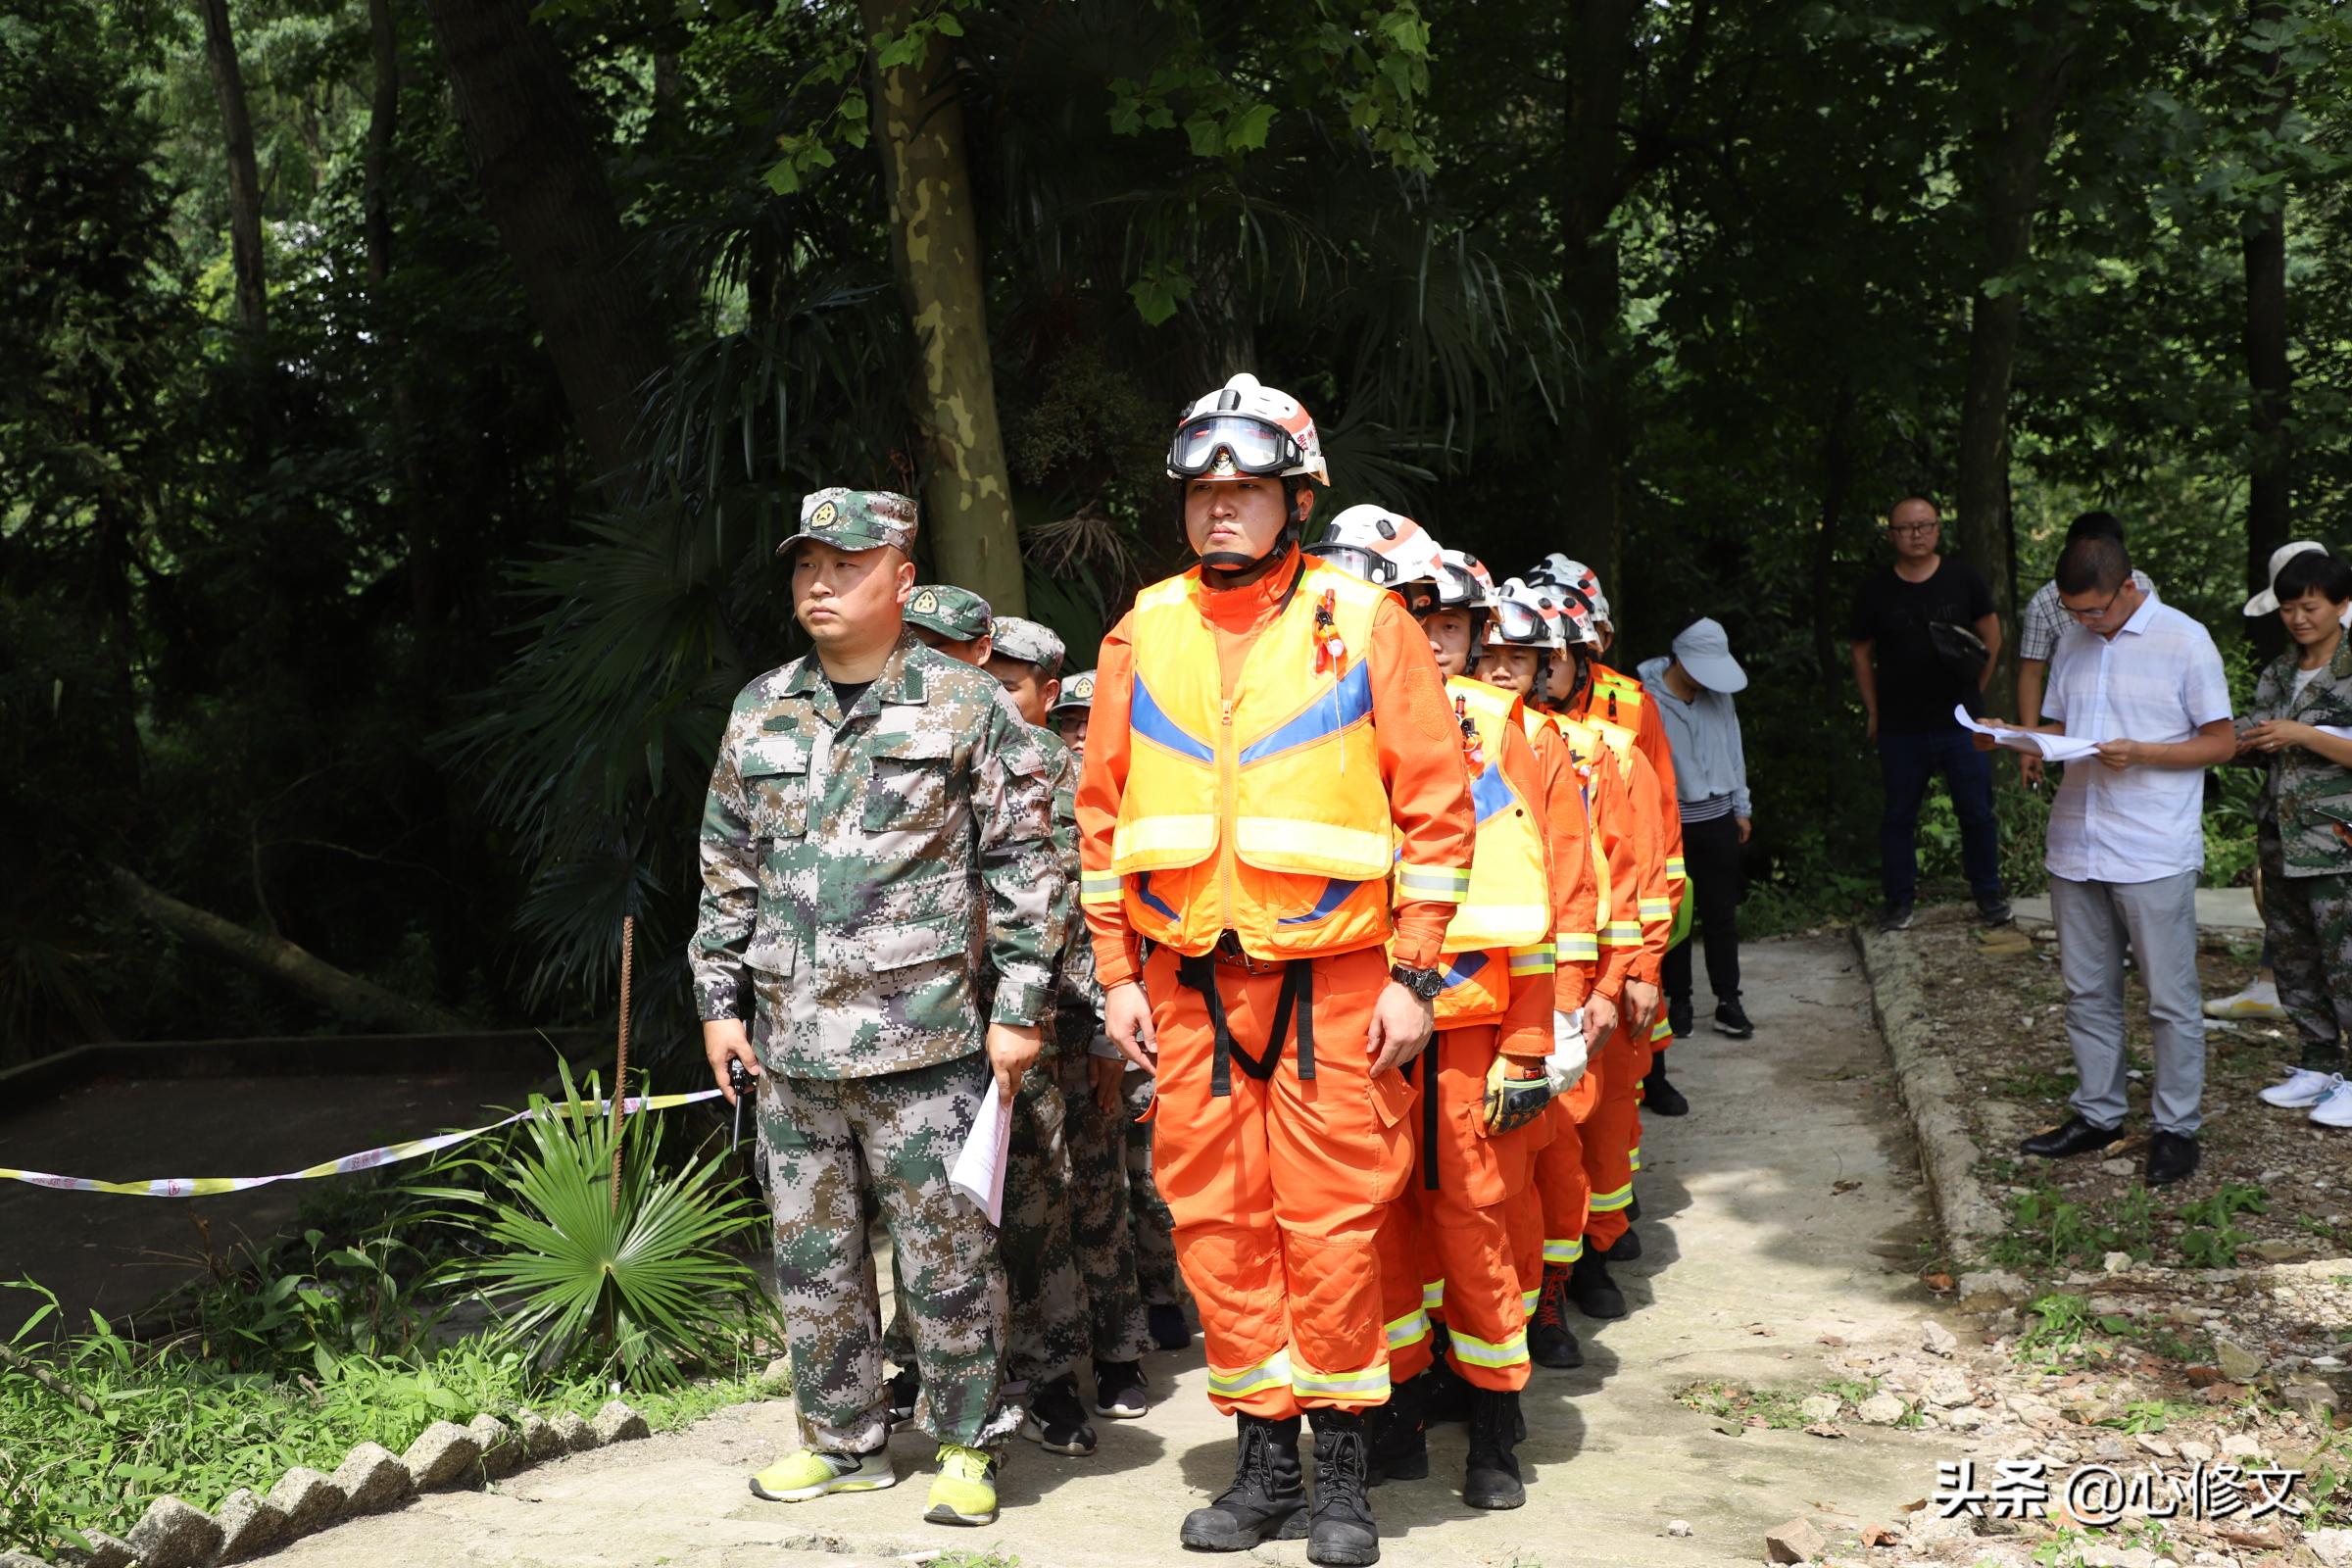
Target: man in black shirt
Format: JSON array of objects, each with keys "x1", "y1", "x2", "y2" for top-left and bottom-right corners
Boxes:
[{"x1": 1848, "y1": 495, "x2": 2010, "y2": 932}]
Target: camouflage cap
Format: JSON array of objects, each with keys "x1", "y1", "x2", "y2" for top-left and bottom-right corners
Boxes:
[
  {"x1": 989, "y1": 615, "x2": 1064, "y2": 676},
  {"x1": 1051, "y1": 667, "x2": 1098, "y2": 713},
  {"x1": 905, "y1": 583, "x2": 994, "y2": 643},
  {"x1": 779, "y1": 487, "x2": 918, "y2": 558}
]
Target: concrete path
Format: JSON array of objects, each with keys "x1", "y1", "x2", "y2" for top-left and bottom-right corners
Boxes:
[
  {"x1": 2010, "y1": 884, "x2": 2260, "y2": 933},
  {"x1": 267, "y1": 936, "x2": 1956, "y2": 1568}
]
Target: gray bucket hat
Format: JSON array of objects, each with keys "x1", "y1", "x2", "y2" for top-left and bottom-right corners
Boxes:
[{"x1": 1672, "y1": 616, "x2": 1747, "y2": 694}]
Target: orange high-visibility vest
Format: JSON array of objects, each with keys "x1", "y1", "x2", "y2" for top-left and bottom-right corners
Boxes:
[
  {"x1": 1104, "y1": 561, "x2": 1460, "y2": 956},
  {"x1": 1431, "y1": 677, "x2": 1552, "y2": 1026}
]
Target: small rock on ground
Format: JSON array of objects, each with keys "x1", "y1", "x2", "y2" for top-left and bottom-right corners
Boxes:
[
  {"x1": 515, "y1": 1410, "x2": 564, "y2": 1461},
  {"x1": 552, "y1": 1410, "x2": 601, "y2": 1452},
  {"x1": 1857, "y1": 1392, "x2": 1907, "y2": 1424},
  {"x1": 593, "y1": 1399, "x2": 651, "y2": 1445},
  {"x1": 1765, "y1": 1515, "x2": 1827, "y2": 1563},
  {"x1": 1922, "y1": 1320, "x2": 1959, "y2": 1357},
  {"x1": 468, "y1": 1413, "x2": 521, "y2": 1478},
  {"x1": 58, "y1": 1531, "x2": 135, "y2": 1568},
  {"x1": 401, "y1": 1420, "x2": 482, "y2": 1489},
  {"x1": 1666, "y1": 1519, "x2": 1693, "y2": 1538}
]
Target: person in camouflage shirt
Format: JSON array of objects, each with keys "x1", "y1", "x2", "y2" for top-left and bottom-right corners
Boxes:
[
  {"x1": 901, "y1": 589, "x2": 1095, "y2": 1456},
  {"x1": 693, "y1": 490, "x2": 1065, "y2": 1529},
  {"x1": 2239, "y1": 546, "x2": 2352, "y2": 1128}
]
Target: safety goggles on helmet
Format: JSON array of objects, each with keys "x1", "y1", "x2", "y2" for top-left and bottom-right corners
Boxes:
[
  {"x1": 1430, "y1": 551, "x2": 1490, "y2": 611},
  {"x1": 1483, "y1": 585, "x2": 1563, "y2": 651},
  {"x1": 1305, "y1": 541, "x2": 1411, "y2": 589},
  {"x1": 1167, "y1": 414, "x2": 1306, "y2": 481}
]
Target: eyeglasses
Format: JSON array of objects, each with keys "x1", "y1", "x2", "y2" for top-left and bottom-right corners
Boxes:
[
  {"x1": 2060, "y1": 585, "x2": 2127, "y2": 622},
  {"x1": 1887, "y1": 521, "x2": 1938, "y2": 536}
]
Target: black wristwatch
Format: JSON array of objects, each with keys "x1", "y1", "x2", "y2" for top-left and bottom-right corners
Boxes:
[{"x1": 1389, "y1": 963, "x2": 1445, "y2": 1002}]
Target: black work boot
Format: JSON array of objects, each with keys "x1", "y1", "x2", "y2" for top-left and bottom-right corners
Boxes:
[
  {"x1": 1367, "y1": 1369, "x2": 1428, "y2": 1484},
  {"x1": 1529, "y1": 1265, "x2": 1583, "y2": 1368},
  {"x1": 1570, "y1": 1249, "x2": 1628, "y2": 1319},
  {"x1": 1180, "y1": 1413, "x2": 1304, "y2": 1549},
  {"x1": 1599, "y1": 1226, "x2": 1642, "y2": 1263},
  {"x1": 1642, "y1": 1054, "x2": 1690, "y2": 1117},
  {"x1": 1303, "y1": 1410, "x2": 1380, "y2": 1566},
  {"x1": 1462, "y1": 1389, "x2": 1527, "y2": 1509},
  {"x1": 1422, "y1": 1348, "x2": 1473, "y2": 1424}
]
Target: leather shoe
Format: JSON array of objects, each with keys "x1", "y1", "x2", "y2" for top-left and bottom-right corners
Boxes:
[
  {"x1": 2018, "y1": 1115, "x2": 2124, "y2": 1160},
  {"x1": 2145, "y1": 1131, "x2": 2200, "y2": 1187}
]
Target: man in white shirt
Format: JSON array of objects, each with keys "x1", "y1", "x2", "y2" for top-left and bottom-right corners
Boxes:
[{"x1": 2014, "y1": 536, "x2": 2234, "y2": 1187}]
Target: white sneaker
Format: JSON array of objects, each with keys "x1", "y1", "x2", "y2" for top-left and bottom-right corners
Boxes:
[
  {"x1": 2261, "y1": 1067, "x2": 2338, "y2": 1108},
  {"x1": 2204, "y1": 977, "x2": 2284, "y2": 1019},
  {"x1": 2311, "y1": 1077, "x2": 2352, "y2": 1128}
]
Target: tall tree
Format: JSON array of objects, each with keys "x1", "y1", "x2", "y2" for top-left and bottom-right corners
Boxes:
[
  {"x1": 1555, "y1": 0, "x2": 1640, "y2": 595},
  {"x1": 859, "y1": 0, "x2": 1024, "y2": 611},
  {"x1": 1949, "y1": 0, "x2": 2092, "y2": 662},
  {"x1": 2241, "y1": 0, "x2": 2293, "y2": 600},
  {"x1": 420, "y1": 0, "x2": 670, "y2": 493},
  {"x1": 198, "y1": 0, "x2": 269, "y2": 334}
]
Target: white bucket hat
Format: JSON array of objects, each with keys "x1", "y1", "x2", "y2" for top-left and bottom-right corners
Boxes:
[
  {"x1": 2244, "y1": 540, "x2": 2330, "y2": 616},
  {"x1": 1672, "y1": 617, "x2": 1747, "y2": 694}
]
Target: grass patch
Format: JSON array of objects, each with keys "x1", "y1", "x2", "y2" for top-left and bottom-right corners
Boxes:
[
  {"x1": 1674, "y1": 1377, "x2": 1874, "y2": 1430},
  {"x1": 1983, "y1": 1182, "x2": 2155, "y2": 1274}
]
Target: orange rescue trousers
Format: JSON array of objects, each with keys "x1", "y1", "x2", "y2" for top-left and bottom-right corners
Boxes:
[
  {"x1": 1371, "y1": 1025, "x2": 1549, "y2": 1393},
  {"x1": 1580, "y1": 1020, "x2": 1650, "y2": 1251},
  {"x1": 1537, "y1": 1062, "x2": 1599, "y2": 1268},
  {"x1": 1145, "y1": 943, "x2": 1413, "y2": 1419}
]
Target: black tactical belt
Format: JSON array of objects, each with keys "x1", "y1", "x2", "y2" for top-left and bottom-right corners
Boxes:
[{"x1": 1176, "y1": 947, "x2": 1317, "y2": 1098}]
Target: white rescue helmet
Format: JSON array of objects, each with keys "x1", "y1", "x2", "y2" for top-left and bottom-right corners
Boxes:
[
  {"x1": 1166, "y1": 372, "x2": 1330, "y2": 487},
  {"x1": 1528, "y1": 553, "x2": 1609, "y2": 626},
  {"x1": 1483, "y1": 576, "x2": 1567, "y2": 652},
  {"x1": 1306, "y1": 504, "x2": 1442, "y2": 590},
  {"x1": 1433, "y1": 547, "x2": 1494, "y2": 611}
]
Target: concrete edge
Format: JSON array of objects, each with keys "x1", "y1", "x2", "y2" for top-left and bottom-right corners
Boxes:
[{"x1": 1849, "y1": 922, "x2": 2006, "y2": 1260}]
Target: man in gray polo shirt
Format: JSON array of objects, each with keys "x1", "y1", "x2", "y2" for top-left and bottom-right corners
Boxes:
[{"x1": 2011, "y1": 535, "x2": 2233, "y2": 1188}]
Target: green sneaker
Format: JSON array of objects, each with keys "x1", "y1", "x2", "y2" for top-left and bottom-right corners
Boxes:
[
  {"x1": 748, "y1": 1447, "x2": 895, "y2": 1501},
  {"x1": 923, "y1": 1443, "x2": 1000, "y2": 1526}
]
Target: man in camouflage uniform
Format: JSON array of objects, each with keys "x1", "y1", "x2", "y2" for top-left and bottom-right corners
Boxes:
[
  {"x1": 989, "y1": 624, "x2": 1156, "y2": 1430},
  {"x1": 1054, "y1": 670, "x2": 1191, "y2": 1353},
  {"x1": 693, "y1": 491, "x2": 1065, "y2": 1528},
  {"x1": 900, "y1": 586, "x2": 1094, "y2": 1456}
]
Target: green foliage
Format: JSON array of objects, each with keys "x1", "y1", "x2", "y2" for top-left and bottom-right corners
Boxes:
[
  {"x1": 2174, "y1": 1181, "x2": 2268, "y2": 1269},
  {"x1": 419, "y1": 1066, "x2": 776, "y2": 1385},
  {"x1": 1984, "y1": 1183, "x2": 2156, "y2": 1275}
]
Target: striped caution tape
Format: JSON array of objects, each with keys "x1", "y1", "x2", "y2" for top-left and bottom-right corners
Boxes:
[{"x1": 0, "y1": 1088, "x2": 725, "y2": 1199}]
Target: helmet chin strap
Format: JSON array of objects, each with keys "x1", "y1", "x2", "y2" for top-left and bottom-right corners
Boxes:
[{"x1": 1197, "y1": 494, "x2": 1305, "y2": 589}]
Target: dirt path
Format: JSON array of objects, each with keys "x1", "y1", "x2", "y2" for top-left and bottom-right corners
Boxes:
[{"x1": 265, "y1": 936, "x2": 1964, "y2": 1568}]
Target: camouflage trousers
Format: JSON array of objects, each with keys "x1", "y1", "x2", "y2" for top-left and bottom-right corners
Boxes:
[
  {"x1": 1000, "y1": 1058, "x2": 1090, "y2": 1388},
  {"x1": 760, "y1": 1055, "x2": 1017, "y2": 1453},
  {"x1": 1121, "y1": 1068, "x2": 1185, "y2": 1309},
  {"x1": 1055, "y1": 1052, "x2": 1152, "y2": 1364},
  {"x1": 2261, "y1": 827, "x2": 2352, "y2": 1072}
]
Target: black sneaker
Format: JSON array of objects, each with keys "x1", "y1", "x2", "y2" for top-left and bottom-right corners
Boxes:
[
  {"x1": 1529, "y1": 1265, "x2": 1584, "y2": 1368},
  {"x1": 1713, "y1": 999, "x2": 1753, "y2": 1039},
  {"x1": 1977, "y1": 894, "x2": 2014, "y2": 927},
  {"x1": 1093, "y1": 1358, "x2": 1149, "y2": 1420},
  {"x1": 1569, "y1": 1250, "x2": 1628, "y2": 1319},
  {"x1": 885, "y1": 1366, "x2": 919, "y2": 1429},
  {"x1": 1878, "y1": 903, "x2": 1915, "y2": 933},
  {"x1": 1148, "y1": 1301, "x2": 1192, "y2": 1351},
  {"x1": 1668, "y1": 996, "x2": 1693, "y2": 1038},
  {"x1": 1021, "y1": 1375, "x2": 1097, "y2": 1457}
]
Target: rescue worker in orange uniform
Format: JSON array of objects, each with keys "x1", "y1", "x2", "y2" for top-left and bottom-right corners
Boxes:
[
  {"x1": 1529, "y1": 555, "x2": 1692, "y2": 1118},
  {"x1": 1472, "y1": 583, "x2": 1633, "y2": 1353},
  {"x1": 1075, "y1": 375, "x2": 1476, "y2": 1567},
  {"x1": 1528, "y1": 585, "x2": 1672, "y2": 1318},
  {"x1": 1304, "y1": 513, "x2": 1567, "y2": 1513}
]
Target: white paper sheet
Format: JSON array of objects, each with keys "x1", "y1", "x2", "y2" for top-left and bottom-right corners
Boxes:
[
  {"x1": 950, "y1": 1077, "x2": 1014, "y2": 1225},
  {"x1": 1952, "y1": 705, "x2": 2104, "y2": 762}
]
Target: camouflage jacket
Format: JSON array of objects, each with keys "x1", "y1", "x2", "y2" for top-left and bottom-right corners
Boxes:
[
  {"x1": 692, "y1": 632, "x2": 1067, "y2": 1078},
  {"x1": 2251, "y1": 636, "x2": 2352, "y2": 878},
  {"x1": 1032, "y1": 726, "x2": 1106, "y2": 1059}
]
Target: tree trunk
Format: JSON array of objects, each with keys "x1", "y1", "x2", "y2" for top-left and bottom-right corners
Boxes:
[
  {"x1": 1951, "y1": 3, "x2": 2087, "y2": 700},
  {"x1": 2242, "y1": 0, "x2": 2293, "y2": 609},
  {"x1": 364, "y1": 0, "x2": 436, "y2": 630},
  {"x1": 860, "y1": 0, "x2": 1024, "y2": 612},
  {"x1": 1813, "y1": 379, "x2": 1857, "y2": 698},
  {"x1": 364, "y1": 0, "x2": 398, "y2": 288},
  {"x1": 199, "y1": 0, "x2": 269, "y2": 335},
  {"x1": 107, "y1": 862, "x2": 469, "y2": 1033},
  {"x1": 1556, "y1": 0, "x2": 1640, "y2": 606},
  {"x1": 419, "y1": 0, "x2": 669, "y2": 496}
]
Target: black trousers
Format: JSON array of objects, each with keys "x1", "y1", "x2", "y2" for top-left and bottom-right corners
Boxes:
[{"x1": 1662, "y1": 810, "x2": 1743, "y2": 1006}]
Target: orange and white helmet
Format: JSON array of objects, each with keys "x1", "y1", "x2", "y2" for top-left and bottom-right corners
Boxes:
[
  {"x1": 1434, "y1": 547, "x2": 1494, "y2": 611},
  {"x1": 1306, "y1": 504, "x2": 1441, "y2": 589},
  {"x1": 1483, "y1": 576, "x2": 1567, "y2": 653},
  {"x1": 1528, "y1": 553, "x2": 1609, "y2": 625},
  {"x1": 1167, "y1": 372, "x2": 1330, "y2": 486}
]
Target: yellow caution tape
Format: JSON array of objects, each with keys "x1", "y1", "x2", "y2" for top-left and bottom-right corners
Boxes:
[{"x1": 0, "y1": 1088, "x2": 724, "y2": 1198}]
